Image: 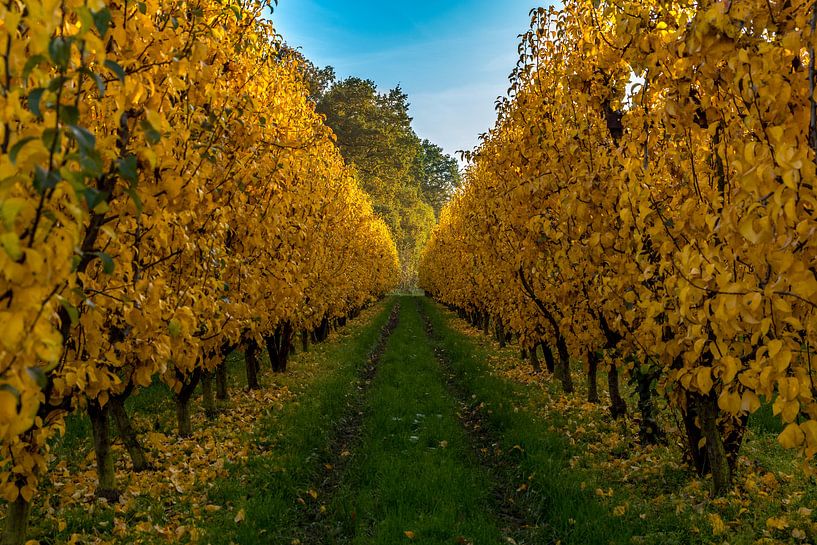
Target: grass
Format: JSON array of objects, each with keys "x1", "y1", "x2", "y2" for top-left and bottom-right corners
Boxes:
[
  {"x1": 420, "y1": 297, "x2": 817, "y2": 545},
  {"x1": 418, "y1": 296, "x2": 637, "y2": 545},
  {"x1": 324, "y1": 298, "x2": 504, "y2": 544},
  {"x1": 21, "y1": 294, "x2": 817, "y2": 545},
  {"x1": 200, "y1": 299, "x2": 397, "y2": 544},
  {"x1": 25, "y1": 300, "x2": 394, "y2": 545}
]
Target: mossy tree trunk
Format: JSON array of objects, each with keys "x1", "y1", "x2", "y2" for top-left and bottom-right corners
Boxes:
[
  {"x1": 587, "y1": 350, "x2": 600, "y2": 403},
  {"x1": 541, "y1": 343, "x2": 556, "y2": 373},
  {"x1": 697, "y1": 393, "x2": 732, "y2": 496},
  {"x1": 495, "y1": 321, "x2": 506, "y2": 348},
  {"x1": 608, "y1": 362, "x2": 627, "y2": 419},
  {"x1": 175, "y1": 369, "x2": 202, "y2": 437},
  {"x1": 201, "y1": 371, "x2": 217, "y2": 419},
  {"x1": 554, "y1": 334, "x2": 574, "y2": 394},
  {"x1": 110, "y1": 394, "x2": 150, "y2": 472},
  {"x1": 313, "y1": 316, "x2": 330, "y2": 343},
  {"x1": 631, "y1": 361, "x2": 664, "y2": 445},
  {"x1": 88, "y1": 400, "x2": 118, "y2": 501},
  {"x1": 215, "y1": 362, "x2": 228, "y2": 401},
  {"x1": 529, "y1": 345, "x2": 542, "y2": 374},
  {"x1": 245, "y1": 339, "x2": 260, "y2": 390},
  {"x1": 1, "y1": 494, "x2": 32, "y2": 545},
  {"x1": 267, "y1": 321, "x2": 294, "y2": 373}
]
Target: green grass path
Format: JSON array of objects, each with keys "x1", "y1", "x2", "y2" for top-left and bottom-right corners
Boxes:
[
  {"x1": 322, "y1": 298, "x2": 505, "y2": 544},
  {"x1": 204, "y1": 295, "x2": 634, "y2": 545},
  {"x1": 202, "y1": 300, "x2": 397, "y2": 544}
]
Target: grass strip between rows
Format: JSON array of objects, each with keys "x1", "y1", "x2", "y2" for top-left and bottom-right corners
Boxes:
[
  {"x1": 201, "y1": 299, "x2": 397, "y2": 545},
  {"x1": 324, "y1": 297, "x2": 504, "y2": 544},
  {"x1": 418, "y1": 296, "x2": 635, "y2": 545}
]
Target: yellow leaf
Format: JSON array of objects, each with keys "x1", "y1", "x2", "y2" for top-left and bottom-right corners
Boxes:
[
  {"x1": 234, "y1": 509, "x2": 245, "y2": 524},
  {"x1": 801, "y1": 421, "x2": 817, "y2": 450},
  {"x1": 0, "y1": 232, "x2": 22, "y2": 260},
  {"x1": 738, "y1": 217, "x2": 761, "y2": 243},
  {"x1": 767, "y1": 339, "x2": 783, "y2": 359},
  {"x1": 0, "y1": 390, "x2": 18, "y2": 422},
  {"x1": 404, "y1": 530, "x2": 416, "y2": 539},
  {"x1": 695, "y1": 368, "x2": 713, "y2": 394},
  {"x1": 0, "y1": 312, "x2": 24, "y2": 350},
  {"x1": 20, "y1": 484, "x2": 35, "y2": 503},
  {"x1": 718, "y1": 356, "x2": 740, "y2": 384},
  {"x1": 778, "y1": 423, "x2": 805, "y2": 449},
  {"x1": 766, "y1": 517, "x2": 788, "y2": 530},
  {"x1": 718, "y1": 390, "x2": 741, "y2": 414},
  {"x1": 708, "y1": 513, "x2": 726, "y2": 535}
]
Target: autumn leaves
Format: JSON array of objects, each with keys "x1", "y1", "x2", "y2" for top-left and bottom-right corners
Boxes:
[
  {"x1": 420, "y1": 0, "x2": 817, "y2": 495},
  {"x1": 0, "y1": 0, "x2": 398, "y2": 542}
]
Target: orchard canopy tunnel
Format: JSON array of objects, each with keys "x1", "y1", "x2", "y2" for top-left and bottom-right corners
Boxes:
[{"x1": 3, "y1": 1, "x2": 817, "y2": 545}]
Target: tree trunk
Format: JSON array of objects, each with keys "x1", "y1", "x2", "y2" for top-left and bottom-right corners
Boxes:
[
  {"x1": 682, "y1": 389, "x2": 745, "y2": 495},
  {"x1": 301, "y1": 330, "x2": 309, "y2": 352},
  {"x1": 632, "y1": 363, "x2": 664, "y2": 445},
  {"x1": 495, "y1": 321, "x2": 506, "y2": 348},
  {"x1": 245, "y1": 340, "x2": 260, "y2": 390},
  {"x1": 215, "y1": 362, "x2": 228, "y2": 401},
  {"x1": 554, "y1": 335, "x2": 574, "y2": 393},
  {"x1": 542, "y1": 343, "x2": 556, "y2": 374},
  {"x1": 697, "y1": 393, "x2": 732, "y2": 496},
  {"x1": 608, "y1": 362, "x2": 627, "y2": 418},
  {"x1": 1, "y1": 495, "x2": 32, "y2": 545},
  {"x1": 267, "y1": 321, "x2": 294, "y2": 373},
  {"x1": 319, "y1": 316, "x2": 329, "y2": 341},
  {"x1": 313, "y1": 316, "x2": 330, "y2": 343},
  {"x1": 682, "y1": 393, "x2": 708, "y2": 477},
  {"x1": 110, "y1": 395, "x2": 150, "y2": 472},
  {"x1": 587, "y1": 350, "x2": 600, "y2": 403},
  {"x1": 175, "y1": 370, "x2": 201, "y2": 437},
  {"x1": 201, "y1": 372, "x2": 217, "y2": 419},
  {"x1": 529, "y1": 346, "x2": 542, "y2": 374},
  {"x1": 88, "y1": 401, "x2": 118, "y2": 501},
  {"x1": 482, "y1": 313, "x2": 490, "y2": 335}
]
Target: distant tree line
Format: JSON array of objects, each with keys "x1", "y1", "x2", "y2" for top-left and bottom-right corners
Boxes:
[{"x1": 283, "y1": 46, "x2": 462, "y2": 288}]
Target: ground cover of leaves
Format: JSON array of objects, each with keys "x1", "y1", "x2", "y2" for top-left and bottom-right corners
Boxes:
[
  {"x1": 25, "y1": 304, "x2": 385, "y2": 545},
  {"x1": 446, "y1": 314, "x2": 817, "y2": 545}
]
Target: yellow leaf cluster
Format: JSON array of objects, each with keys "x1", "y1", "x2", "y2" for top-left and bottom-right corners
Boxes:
[
  {"x1": 1, "y1": 0, "x2": 398, "y2": 511},
  {"x1": 420, "y1": 0, "x2": 817, "y2": 470}
]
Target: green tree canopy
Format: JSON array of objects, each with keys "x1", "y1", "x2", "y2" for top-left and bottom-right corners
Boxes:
[{"x1": 300, "y1": 74, "x2": 460, "y2": 287}]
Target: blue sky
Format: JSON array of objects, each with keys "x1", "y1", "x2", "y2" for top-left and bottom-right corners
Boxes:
[{"x1": 271, "y1": 0, "x2": 542, "y2": 162}]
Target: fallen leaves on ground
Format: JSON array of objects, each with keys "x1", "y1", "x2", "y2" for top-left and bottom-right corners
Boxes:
[
  {"x1": 29, "y1": 306, "x2": 385, "y2": 545},
  {"x1": 450, "y1": 316, "x2": 817, "y2": 545}
]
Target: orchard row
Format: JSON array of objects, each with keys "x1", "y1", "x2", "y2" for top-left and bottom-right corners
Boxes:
[
  {"x1": 421, "y1": 0, "x2": 817, "y2": 496},
  {"x1": 0, "y1": 0, "x2": 399, "y2": 542}
]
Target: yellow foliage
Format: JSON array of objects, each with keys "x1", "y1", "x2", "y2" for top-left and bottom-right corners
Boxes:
[
  {"x1": 0, "y1": 0, "x2": 398, "y2": 518},
  {"x1": 420, "y1": 0, "x2": 817, "y2": 475}
]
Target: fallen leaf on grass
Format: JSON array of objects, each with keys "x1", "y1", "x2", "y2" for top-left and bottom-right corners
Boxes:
[
  {"x1": 767, "y1": 517, "x2": 788, "y2": 530},
  {"x1": 234, "y1": 509, "x2": 246, "y2": 524},
  {"x1": 708, "y1": 513, "x2": 726, "y2": 536},
  {"x1": 404, "y1": 530, "x2": 415, "y2": 539}
]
